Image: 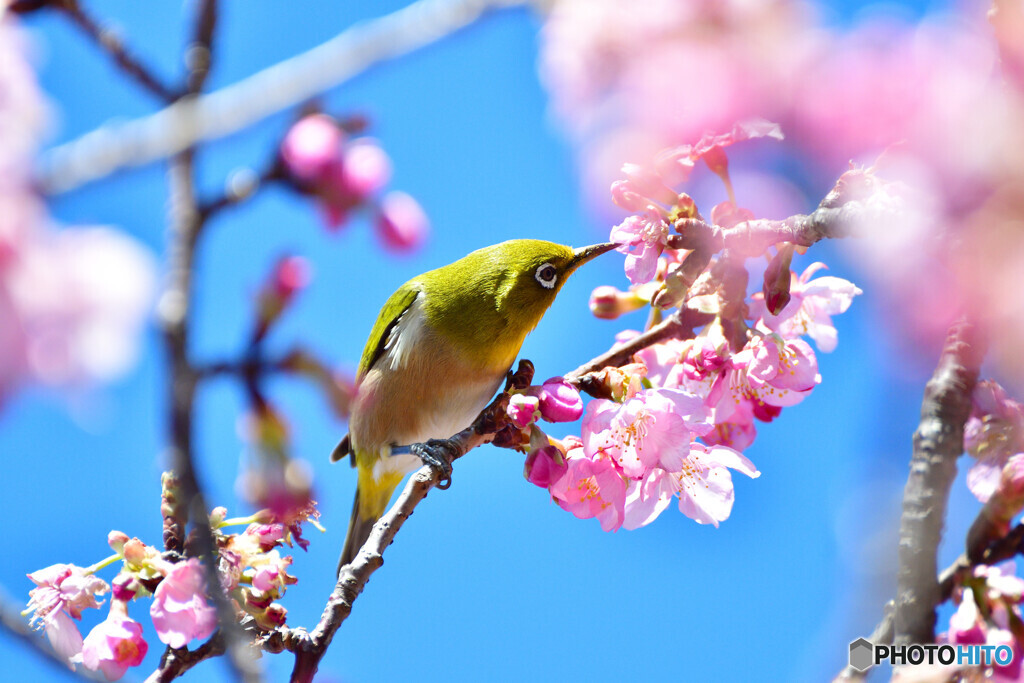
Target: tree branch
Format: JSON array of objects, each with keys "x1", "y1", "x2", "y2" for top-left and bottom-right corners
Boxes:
[
  {"x1": 564, "y1": 307, "x2": 713, "y2": 394},
  {"x1": 895, "y1": 317, "x2": 986, "y2": 644},
  {"x1": 56, "y1": 1, "x2": 179, "y2": 102},
  {"x1": 38, "y1": 0, "x2": 532, "y2": 194},
  {"x1": 667, "y1": 171, "x2": 896, "y2": 258},
  {"x1": 259, "y1": 390, "x2": 516, "y2": 683},
  {"x1": 144, "y1": 634, "x2": 225, "y2": 683},
  {"x1": 833, "y1": 523, "x2": 1024, "y2": 681}
]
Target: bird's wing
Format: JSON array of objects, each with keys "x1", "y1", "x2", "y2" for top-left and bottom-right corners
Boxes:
[
  {"x1": 357, "y1": 282, "x2": 422, "y2": 378},
  {"x1": 330, "y1": 283, "x2": 421, "y2": 464}
]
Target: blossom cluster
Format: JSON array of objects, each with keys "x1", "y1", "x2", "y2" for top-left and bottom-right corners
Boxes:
[
  {"x1": 941, "y1": 563, "x2": 1024, "y2": 681},
  {"x1": 512, "y1": 124, "x2": 861, "y2": 532},
  {"x1": 280, "y1": 113, "x2": 429, "y2": 252},
  {"x1": 24, "y1": 505, "x2": 318, "y2": 679},
  {"x1": 0, "y1": 14, "x2": 155, "y2": 408},
  {"x1": 965, "y1": 381, "x2": 1024, "y2": 505}
]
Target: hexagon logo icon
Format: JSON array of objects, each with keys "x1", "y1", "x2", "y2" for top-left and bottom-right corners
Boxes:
[{"x1": 849, "y1": 638, "x2": 874, "y2": 672}]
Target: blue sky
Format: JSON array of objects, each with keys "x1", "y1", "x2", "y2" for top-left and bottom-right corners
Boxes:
[{"x1": 0, "y1": 1, "x2": 981, "y2": 681}]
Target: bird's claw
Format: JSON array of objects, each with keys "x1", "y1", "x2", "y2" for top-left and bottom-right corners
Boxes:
[{"x1": 411, "y1": 439, "x2": 457, "y2": 490}]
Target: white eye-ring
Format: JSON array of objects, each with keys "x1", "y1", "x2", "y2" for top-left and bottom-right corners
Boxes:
[{"x1": 535, "y1": 262, "x2": 558, "y2": 289}]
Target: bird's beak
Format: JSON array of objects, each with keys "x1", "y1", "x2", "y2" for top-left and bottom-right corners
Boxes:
[{"x1": 570, "y1": 242, "x2": 618, "y2": 269}]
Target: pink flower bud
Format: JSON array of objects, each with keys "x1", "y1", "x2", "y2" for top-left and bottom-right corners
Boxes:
[
  {"x1": 280, "y1": 114, "x2": 343, "y2": 183},
  {"x1": 122, "y1": 540, "x2": 147, "y2": 566},
  {"x1": 610, "y1": 180, "x2": 649, "y2": 212},
  {"x1": 701, "y1": 146, "x2": 729, "y2": 179},
  {"x1": 536, "y1": 377, "x2": 584, "y2": 423},
  {"x1": 589, "y1": 285, "x2": 645, "y2": 320},
  {"x1": 107, "y1": 531, "x2": 129, "y2": 554},
  {"x1": 340, "y1": 139, "x2": 392, "y2": 198},
  {"x1": 111, "y1": 574, "x2": 138, "y2": 602},
  {"x1": 273, "y1": 256, "x2": 312, "y2": 300},
  {"x1": 524, "y1": 446, "x2": 568, "y2": 488},
  {"x1": 507, "y1": 393, "x2": 540, "y2": 429},
  {"x1": 376, "y1": 191, "x2": 429, "y2": 252}
]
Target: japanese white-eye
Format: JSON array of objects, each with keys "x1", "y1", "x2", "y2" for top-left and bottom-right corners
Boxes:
[{"x1": 332, "y1": 238, "x2": 616, "y2": 569}]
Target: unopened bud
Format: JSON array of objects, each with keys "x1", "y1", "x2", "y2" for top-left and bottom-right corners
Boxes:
[
  {"x1": 589, "y1": 285, "x2": 645, "y2": 320},
  {"x1": 610, "y1": 180, "x2": 650, "y2": 212},
  {"x1": 524, "y1": 445, "x2": 568, "y2": 489},
  {"x1": 762, "y1": 244, "x2": 795, "y2": 315},
  {"x1": 108, "y1": 530, "x2": 130, "y2": 554}
]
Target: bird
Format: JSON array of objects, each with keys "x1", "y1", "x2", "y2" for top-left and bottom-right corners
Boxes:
[{"x1": 332, "y1": 238, "x2": 616, "y2": 571}]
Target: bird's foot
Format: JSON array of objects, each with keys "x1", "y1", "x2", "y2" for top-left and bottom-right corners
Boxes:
[{"x1": 410, "y1": 439, "x2": 458, "y2": 490}]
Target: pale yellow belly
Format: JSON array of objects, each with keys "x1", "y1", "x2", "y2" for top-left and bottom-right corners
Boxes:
[{"x1": 348, "y1": 318, "x2": 511, "y2": 480}]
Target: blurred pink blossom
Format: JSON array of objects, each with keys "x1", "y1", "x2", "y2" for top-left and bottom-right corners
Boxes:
[
  {"x1": 150, "y1": 559, "x2": 217, "y2": 649},
  {"x1": 376, "y1": 191, "x2": 429, "y2": 252},
  {"x1": 0, "y1": 16, "x2": 155, "y2": 407},
  {"x1": 280, "y1": 113, "x2": 344, "y2": 182}
]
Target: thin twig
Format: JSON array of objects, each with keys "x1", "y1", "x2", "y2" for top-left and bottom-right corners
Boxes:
[
  {"x1": 564, "y1": 307, "x2": 713, "y2": 395},
  {"x1": 57, "y1": 1, "x2": 179, "y2": 102},
  {"x1": 38, "y1": 0, "x2": 531, "y2": 193},
  {"x1": 186, "y1": 0, "x2": 218, "y2": 95}
]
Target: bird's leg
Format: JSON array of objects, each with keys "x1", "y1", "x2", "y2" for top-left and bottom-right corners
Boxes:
[
  {"x1": 391, "y1": 440, "x2": 458, "y2": 490},
  {"x1": 411, "y1": 440, "x2": 458, "y2": 489}
]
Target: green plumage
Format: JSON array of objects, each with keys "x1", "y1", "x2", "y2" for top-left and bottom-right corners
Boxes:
[{"x1": 334, "y1": 239, "x2": 616, "y2": 571}]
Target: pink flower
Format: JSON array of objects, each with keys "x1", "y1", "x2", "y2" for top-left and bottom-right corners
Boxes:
[
  {"x1": 535, "y1": 377, "x2": 584, "y2": 423},
  {"x1": 249, "y1": 551, "x2": 293, "y2": 594},
  {"x1": 45, "y1": 611, "x2": 85, "y2": 667},
  {"x1": 621, "y1": 442, "x2": 760, "y2": 528},
  {"x1": 507, "y1": 393, "x2": 540, "y2": 429},
  {"x1": 280, "y1": 114, "x2": 343, "y2": 182},
  {"x1": 340, "y1": 139, "x2": 392, "y2": 198},
  {"x1": 965, "y1": 381, "x2": 1024, "y2": 503},
  {"x1": 948, "y1": 589, "x2": 985, "y2": 645},
  {"x1": 581, "y1": 387, "x2": 711, "y2": 478},
  {"x1": 524, "y1": 445, "x2": 568, "y2": 488},
  {"x1": 749, "y1": 262, "x2": 862, "y2": 353},
  {"x1": 79, "y1": 611, "x2": 148, "y2": 681},
  {"x1": 25, "y1": 564, "x2": 109, "y2": 667},
  {"x1": 657, "y1": 120, "x2": 784, "y2": 185},
  {"x1": 150, "y1": 559, "x2": 217, "y2": 649},
  {"x1": 710, "y1": 335, "x2": 820, "y2": 416},
  {"x1": 549, "y1": 449, "x2": 628, "y2": 532},
  {"x1": 610, "y1": 207, "x2": 671, "y2": 284},
  {"x1": 669, "y1": 442, "x2": 760, "y2": 527},
  {"x1": 375, "y1": 191, "x2": 429, "y2": 253}
]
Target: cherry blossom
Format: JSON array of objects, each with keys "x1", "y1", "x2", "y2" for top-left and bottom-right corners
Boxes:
[
  {"x1": 25, "y1": 564, "x2": 109, "y2": 667},
  {"x1": 78, "y1": 608, "x2": 148, "y2": 681},
  {"x1": 749, "y1": 263, "x2": 862, "y2": 353},
  {"x1": 149, "y1": 559, "x2": 217, "y2": 649},
  {"x1": 609, "y1": 207, "x2": 671, "y2": 284}
]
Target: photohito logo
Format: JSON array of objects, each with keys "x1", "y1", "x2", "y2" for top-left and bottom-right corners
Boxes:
[{"x1": 848, "y1": 638, "x2": 1014, "y2": 671}]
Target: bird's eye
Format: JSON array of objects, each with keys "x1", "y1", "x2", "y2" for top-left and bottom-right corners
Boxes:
[{"x1": 535, "y1": 263, "x2": 558, "y2": 289}]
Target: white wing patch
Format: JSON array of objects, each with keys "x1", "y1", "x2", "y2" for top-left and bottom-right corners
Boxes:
[{"x1": 383, "y1": 292, "x2": 425, "y2": 371}]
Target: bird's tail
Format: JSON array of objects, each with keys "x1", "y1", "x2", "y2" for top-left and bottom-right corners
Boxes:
[
  {"x1": 337, "y1": 466, "x2": 403, "y2": 576},
  {"x1": 337, "y1": 486, "x2": 379, "y2": 575}
]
